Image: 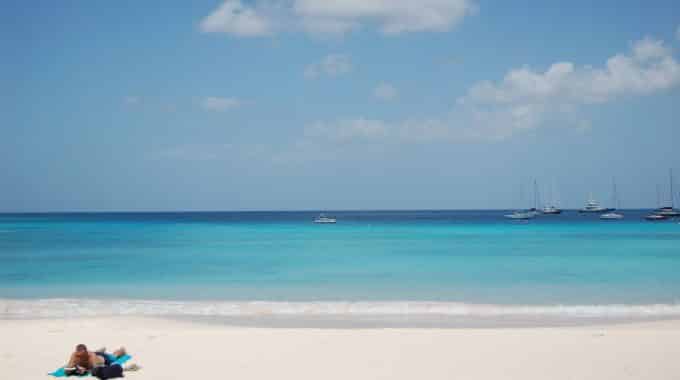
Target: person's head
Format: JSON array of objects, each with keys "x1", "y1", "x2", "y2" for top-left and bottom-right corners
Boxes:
[
  {"x1": 113, "y1": 347, "x2": 126, "y2": 357},
  {"x1": 73, "y1": 344, "x2": 90, "y2": 368}
]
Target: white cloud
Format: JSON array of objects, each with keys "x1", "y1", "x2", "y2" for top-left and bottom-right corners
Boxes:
[
  {"x1": 200, "y1": 0, "x2": 475, "y2": 37},
  {"x1": 304, "y1": 54, "x2": 352, "y2": 79},
  {"x1": 201, "y1": 97, "x2": 242, "y2": 112},
  {"x1": 200, "y1": 0, "x2": 272, "y2": 37},
  {"x1": 373, "y1": 82, "x2": 398, "y2": 101},
  {"x1": 295, "y1": 0, "x2": 475, "y2": 36},
  {"x1": 461, "y1": 38, "x2": 680, "y2": 106},
  {"x1": 298, "y1": 36, "x2": 680, "y2": 146},
  {"x1": 456, "y1": 37, "x2": 680, "y2": 139}
]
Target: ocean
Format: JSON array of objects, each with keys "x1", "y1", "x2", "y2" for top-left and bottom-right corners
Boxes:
[{"x1": 1, "y1": 210, "x2": 680, "y2": 323}]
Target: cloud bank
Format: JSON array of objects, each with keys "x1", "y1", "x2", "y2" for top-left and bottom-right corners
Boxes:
[
  {"x1": 456, "y1": 37, "x2": 680, "y2": 137},
  {"x1": 200, "y1": 0, "x2": 475, "y2": 37},
  {"x1": 200, "y1": 0, "x2": 273, "y2": 36},
  {"x1": 305, "y1": 37, "x2": 680, "y2": 144}
]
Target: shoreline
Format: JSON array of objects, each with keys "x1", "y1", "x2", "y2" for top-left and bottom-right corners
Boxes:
[
  {"x1": 4, "y1": 298, "x2": 680, "y2": 328},
  {"x1": 2, "y1": 316, "x2": 680, "y2": 380}
]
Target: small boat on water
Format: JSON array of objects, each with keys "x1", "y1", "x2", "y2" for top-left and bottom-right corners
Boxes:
[
  {"x1": 645, "y1": 170, "x2": 679, "y2": 220},
  {"x1": 654, "y1": 170, "x2": 680, "y2": 216},
  {"x1": 505, "y1": 210, "x2": 535, "y2": 220},
  {"x1": 645, "y1": 214, "x2": 668, "y2": 221},
  {"x1": 579, "y1": 195, "x2": 611, "y2": 213},
  {"x1": 313, "y1": 214, "x2": 337, "y2": 224},
  {"x1": 542, "y1": 205, "x2": 562, "y2": 215},
  {"x1": 600, "y1": 178, "x2": 624, "y2": 220},
  {"x1": 505, "y1": 181, "x2": 537, "y2": 220},
  {"x1": 655, "y1": 206, "x2": 680, "y2": 217},
  {"x1": 541, "y1": 180, "x2": 562, "y2": 214}
]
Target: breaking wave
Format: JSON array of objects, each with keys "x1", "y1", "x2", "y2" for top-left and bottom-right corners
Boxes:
[{"x1": 3, "y1": 299, "x2": 680, "y2": 320}]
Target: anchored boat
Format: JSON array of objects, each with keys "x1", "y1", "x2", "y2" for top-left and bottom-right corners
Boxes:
[{"x1": 313, "y1": 214, "x2": 337, "y2": 224}]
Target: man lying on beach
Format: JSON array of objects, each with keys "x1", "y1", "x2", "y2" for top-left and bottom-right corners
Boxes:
[
  {"x1": 64, "y1": 344, "x2": 92, "y2": 375},
  {"x1": 65, "y1": 344, "x2": 139, "y2": 378}
]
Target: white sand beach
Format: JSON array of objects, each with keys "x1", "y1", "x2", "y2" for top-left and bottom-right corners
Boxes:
[{"x1": 2, "y1": 317, "x2": 680, "y2": 380}]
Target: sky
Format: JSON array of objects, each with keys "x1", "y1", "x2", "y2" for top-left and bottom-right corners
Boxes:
[{"x1": 2, "y1": 0, "x2": 680, "y2": 212}]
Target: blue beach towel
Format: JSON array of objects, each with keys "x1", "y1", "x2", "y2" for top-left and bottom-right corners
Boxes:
[{"x1": 49, "y1": 355, "x2": 132, "y2": 377}]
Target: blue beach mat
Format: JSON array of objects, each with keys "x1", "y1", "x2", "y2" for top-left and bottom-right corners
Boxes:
[{"x1": 49, "y1": 355, "x2": 132, "y2": 377}]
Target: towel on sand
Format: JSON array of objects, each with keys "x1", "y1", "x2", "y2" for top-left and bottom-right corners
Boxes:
[{"x1": 48, "y1": 355, "x2": 132, "y2": 377}]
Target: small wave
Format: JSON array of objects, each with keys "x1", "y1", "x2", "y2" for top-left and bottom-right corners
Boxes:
[{"x1": 2, "y1": 299, "x2": 680, "y2": 320}]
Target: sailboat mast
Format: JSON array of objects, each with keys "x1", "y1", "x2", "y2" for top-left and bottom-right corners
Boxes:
[
  {"x1": 671, "y1": 169, "x2": 675, "y2": 209},
  {"x1": 534, "y1": 179, "x2": 539, "y2": 210}
]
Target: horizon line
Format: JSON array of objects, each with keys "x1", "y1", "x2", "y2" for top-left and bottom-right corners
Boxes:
[{"x1": 0, "y1": 207, "x2": 666, "y2": 215}]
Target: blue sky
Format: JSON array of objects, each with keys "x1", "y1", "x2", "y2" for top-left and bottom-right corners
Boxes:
[{"x1": 2, "y1": 0, "x2": 680, "y2": 211}]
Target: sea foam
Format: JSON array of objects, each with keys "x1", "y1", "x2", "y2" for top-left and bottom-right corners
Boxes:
[{"x1": 2, "y1": 299, "x2": 680, "y2": 320}]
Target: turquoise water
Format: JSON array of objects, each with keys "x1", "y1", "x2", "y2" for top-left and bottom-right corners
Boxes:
[{"x1": 1, "y1": 211, "x2": 679, "y2": 310}]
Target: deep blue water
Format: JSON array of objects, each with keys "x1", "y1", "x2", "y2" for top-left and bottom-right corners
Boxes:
[{"x1": 1, "y1": 210, "x2": 679, "y2": 305}]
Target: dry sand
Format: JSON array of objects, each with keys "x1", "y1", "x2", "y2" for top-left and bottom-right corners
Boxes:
[{"x1": 2, "y1": 317, "x2": 679, "y2": 380}]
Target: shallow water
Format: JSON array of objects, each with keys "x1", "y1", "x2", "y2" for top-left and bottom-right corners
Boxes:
[{"x1": 1, "y1": 210, "x2": 679, "y2": 319}]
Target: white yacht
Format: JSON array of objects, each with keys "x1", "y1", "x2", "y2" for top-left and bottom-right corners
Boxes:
[
  {"x1": 579, "y1": 194, "x2": 611, "y2": 213},
  {"x1": 505, "y1": 211, "x2": 535, "y2": 220},
  {"x1": 313, "y1": 214, "x2": 336, "y2": 224},
  {"x1": 600, "y1": 212, "x2": 623, "y2": 220}
]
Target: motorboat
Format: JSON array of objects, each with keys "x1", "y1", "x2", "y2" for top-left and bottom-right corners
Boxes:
[
  {"x1": 313, "y1": 214, "x2": 337, "y2": 224},
  {"x1": 578, "y1": 195, "x2": 611, "y2": 213},
  {"x1": 600, "y1": 212, "x2": 624, "y2": 220},
  {"x1": 505, "y1": 210, "x2": 535, "y2": 220}
]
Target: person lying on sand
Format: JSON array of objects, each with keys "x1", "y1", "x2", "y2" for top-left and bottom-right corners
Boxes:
[
  {"x1": 65, "y1": 344, "x2": 139, "y2": 377},
  {"x1": 64, "y1": 344, "x2": 96, "y2": 375},
  {"x1": 91, "y1": 359, "x2": 140, "y2": 380},
  {"x1": 94, "y1": 346, "x2": 128, "y2": 366}
]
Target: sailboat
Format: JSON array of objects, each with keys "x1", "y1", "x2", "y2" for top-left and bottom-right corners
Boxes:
[
  {"x1": 600, "y1": 178, "x2": 623, "y2": 220},
  {"x1": 505, "y1": 182, "x2": 536, "y2": 220},
  {"x1": 542, "y1": 180, "x2": 562, "y2": 215},
  {"x1": 654, "y1": 169, "x2": 680, "y2": 217},
  {"x1": 645, "y1": 185, "x2": 667, "y2": 220},
  {"x1": 527, "y1": 180, "x2": 541, "y2": 217},
  {"x1": 646, "y1": 170, "x2": 679, "y2": 220}
]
